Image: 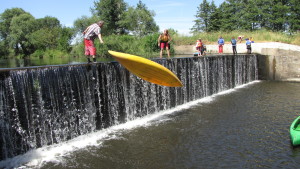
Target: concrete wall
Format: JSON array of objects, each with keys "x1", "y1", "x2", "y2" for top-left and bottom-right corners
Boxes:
[{"x1": 174, "y1": 42, "x2": 300, "y2": 82}]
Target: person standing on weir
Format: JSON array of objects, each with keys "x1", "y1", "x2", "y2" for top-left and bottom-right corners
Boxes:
[
  {"x1": 218, "y1": 36, "x2": 224, "y2": 53},
  {"x1": 158, "y1": 29, "x2": 172, "y2": 59},
  {"x1": 231, "y1": 37, "x2": 237, "y2": 55},
  {"x1": 83, "y1": 21, "x2": 104, "y2": 63},
  {"x1": 246, "y1": 38, "x2": 252, "y2": 54}
]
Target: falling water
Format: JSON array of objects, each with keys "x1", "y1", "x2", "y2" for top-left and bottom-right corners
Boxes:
[{"x1": 0, "y1": 55, "x2": 258, "y2": 161}]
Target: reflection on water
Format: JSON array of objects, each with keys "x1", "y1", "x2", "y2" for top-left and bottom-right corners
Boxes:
[{"x1": 35, "y1": 81, "x2": 299, "y2": 169}]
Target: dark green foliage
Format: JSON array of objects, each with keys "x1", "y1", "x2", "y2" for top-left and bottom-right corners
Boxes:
[
  {"x1": 288, "y1": 0, "x2": 300, "y2": 31},
  {"x1": 71, "y1": 33, "x2": 162, "y2": 58},
  {"x1": 118, "y1": 0, "x2": 159, "y2": 36},
  {"x1": 0, "y1": 8, "x2": 73, "y2": 58},
  {"x1": 93, "y1": 0, "x2": 127, "y2": 35},
  {"x1": 192, "y1": 0, "x2": 300, "y2": 33}
]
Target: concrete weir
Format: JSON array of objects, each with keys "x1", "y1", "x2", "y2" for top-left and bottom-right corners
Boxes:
[{"x1": 175, "y1": 42, "x2": 300, "y2": 82}]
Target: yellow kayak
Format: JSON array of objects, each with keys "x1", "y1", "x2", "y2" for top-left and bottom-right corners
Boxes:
[{"x1": 108, "y1": 50, "x2": 183, "y2": 87}]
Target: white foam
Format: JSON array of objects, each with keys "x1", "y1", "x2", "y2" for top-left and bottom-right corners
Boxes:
[{"x1": 0, "y1": 80, "x2": 260, "y2": 168}]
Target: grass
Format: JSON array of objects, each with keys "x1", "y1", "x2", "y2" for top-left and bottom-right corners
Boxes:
[{"x1": 173, "y1": 30, "x2": 299, "y2": 46}]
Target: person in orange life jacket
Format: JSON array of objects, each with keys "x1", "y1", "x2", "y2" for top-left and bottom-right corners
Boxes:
[
  {"x1": 83, "y1": 21, "x2": 104, "y2": 63},
  {"x1": 218, "y1": 36, "x2": 224, "y2": 53},
  {"x1": 158, "y1": 29, "x2": 172, "y2": 59},
  {"x1": 195, "y1": 39, "x2": 203, "y2": 56}
]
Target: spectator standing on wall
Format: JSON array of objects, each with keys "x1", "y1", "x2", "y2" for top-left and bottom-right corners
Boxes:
[
  {"x1": 238, "y1": 35, "x2": 243, "y2": 43},
  {"x1": 231, "y1": 37, "x2": 237, "y2": 55},
  {"x1": 83, "y1": 21, "x2": 104, "y2": 63},
  {"x1": 246, "y1": 38, "x2": 252, "y2": 54},
  {"x1": 195, "y1": 39, "x2": 203, "y2": 56},
  {"x1": 218, "y1": 36, "x2": 224, "y2": 53},
  {"x1": 202, "y1": 43, "x2": 207, "y2": 56},
  {"x1": 158, "y1": 29, "x2": 172, "y2": 59}
]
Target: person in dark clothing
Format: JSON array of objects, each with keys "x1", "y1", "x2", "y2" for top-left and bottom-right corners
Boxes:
[
  {"x1": 246, "y1": 38, "x2": 252, "y2": 54},
  {"x1": 231, "y1": 37, "x2": 237, "y2": 55}
]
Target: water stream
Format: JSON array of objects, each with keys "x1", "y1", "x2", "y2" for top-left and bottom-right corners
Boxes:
[{"x1": 0, "y1": 55, "x2": 261, "y2": 168}]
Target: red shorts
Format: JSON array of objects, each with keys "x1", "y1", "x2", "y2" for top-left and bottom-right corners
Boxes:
[
  {"x1": 160, "y1": 42, "x2": 170, "y2": 49},
  {"x1": 84, "y1": 39, "x2": 96, "y2": 56}
]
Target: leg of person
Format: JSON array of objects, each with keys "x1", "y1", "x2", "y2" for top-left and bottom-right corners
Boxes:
[
  {"x1": 233, "y1": 46, "x2": 237, "y2": 55},
  {"x1": 90, "y1": 42, "x2": 97, "y2": 63},
  {"x1": 166, "y1": 47, "x2": 171, "y2": 59},
  {"x1": 84, "y1": 39, "x2": 90, "y2": 63},
  {"x1": 160, "y1": 42, "x2": 165, "y2": 58},
  {"x1": 200, "y1": 48, "x2": 202, "y2": 56}
]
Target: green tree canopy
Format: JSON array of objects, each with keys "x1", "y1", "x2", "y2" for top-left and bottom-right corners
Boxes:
[
  {"x1": 119, "y1": 0, "x2": 159, "y2": 36},
  {"x1": 0, "y1": 8, "x2": 74, "y2": 57},
  {"x1": 192, "y1": 0, "x2": 300, "y2": 33},
  {"x1": 93, "y1": 0, "x2": 127, "y2": 35},
  {"x1": 191, "y1": 0, "x2": 212, "y2": 33},
  {"x1": 9, "y1": 13, "x2": 36, "y2": 55},
  {"x1": 0, "y1": 8, "x2": 27, "y2": 40},
  {"x1": 73, "y1": 15, "x2": 100, "y2": 34}
]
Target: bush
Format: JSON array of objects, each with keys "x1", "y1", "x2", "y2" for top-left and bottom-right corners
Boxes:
[
  {"x1": 31, "y1": 49, "x2": 44, "y2": 58},
  {"x1": 73, "y1": 34, "x2": 165, "y2": 58}
]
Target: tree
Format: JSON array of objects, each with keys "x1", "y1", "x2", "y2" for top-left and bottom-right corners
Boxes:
[
  {"x1": 73, "y1": 15, "x2": 100, "y2": 34},
  {"x1": 268, "y1": 0, "x2": 289, "y2": 31},
  {"x1": 0, "y1": 8, "x2": 27, "y2": 40},
  {"x1": 0, "y1": 8, "x2": 28, "y2": 57},
  {"x1": 57, "y1": 27, "x2": 74, "y2": 52},
  {"x1": 30, "y1": 16, "x2": 73, "y2": 52},
  {"x1": 9, "y1": 13, "x2": 36, "y2": 56},
  {"x1": 288, "y1": 0, "x2": 300, "y2": 31},
  {"x1": 191, "y1": 0, "x2": 213, "y2": 33},
  {"x1": 29, "y1": 16, "x2": 62, "y2": 50},
  {"x1": 93, "y1": 0, "x2": 127, "y2": 35},
  {"x1": 207, "y1": 2, "x2": 220, "y2": 32},
  {"x1": 119, "y1": 0, "x2": 159, "y2": 36}
]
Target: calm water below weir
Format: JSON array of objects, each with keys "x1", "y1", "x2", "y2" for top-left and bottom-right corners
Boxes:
[{"x1": 2, "y1": 81, "x2": 300, "y2": 168}]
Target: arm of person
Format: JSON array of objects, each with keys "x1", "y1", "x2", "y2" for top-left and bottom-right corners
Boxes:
[
  {"x1": 98, "y1": 34, "x2": 104, "y2": 43},
  {"x1": 83, "y1": 26, "x2": 91, "y2": 35}
]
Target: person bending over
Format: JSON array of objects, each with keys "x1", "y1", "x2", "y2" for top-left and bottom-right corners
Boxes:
[{"x1": 83, "y1": 21, "x2": 104, "y2": 63}]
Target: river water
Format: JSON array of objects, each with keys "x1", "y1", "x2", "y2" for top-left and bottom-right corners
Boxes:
[{"x1": 2, "y1": 81, "x2": 299, "y2": 168}]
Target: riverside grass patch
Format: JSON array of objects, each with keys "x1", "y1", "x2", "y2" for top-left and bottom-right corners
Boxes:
[{"x1": 173, "y1": 30, "x2": 297, "y2": 46}]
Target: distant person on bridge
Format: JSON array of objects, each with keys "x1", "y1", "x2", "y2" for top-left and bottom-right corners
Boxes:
[
  {"x1": 158, "y1": 29, "x2": 172, "y2": 59},
  {"x1": 231, "y1": 37, "x2": 237, "y2": 55},
  {"x1": 195, "y1": 39, "x2": 203, "y2": 56},
  {"x1": 246, "y1": 38, "x2": 252, "y2": 54},
  {"x1": 83, "y1": 21, "x2": 104, "y2": 63},
  {"x1": 218, "y1": 36, "x2": 224, "y2": 53}
]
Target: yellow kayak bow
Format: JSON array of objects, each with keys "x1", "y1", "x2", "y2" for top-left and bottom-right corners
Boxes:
[{"x1": 108, "y1": 50, "x2": 183, "y2": 87}]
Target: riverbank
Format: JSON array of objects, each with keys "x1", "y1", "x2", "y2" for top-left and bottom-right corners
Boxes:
[{"x1": 174, "y1": 42, "x2": 300, "y2": 82}]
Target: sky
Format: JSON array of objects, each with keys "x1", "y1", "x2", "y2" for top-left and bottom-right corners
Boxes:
[{"x1": 0, "y1": 0, "x2": 225, "y2": 35}]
